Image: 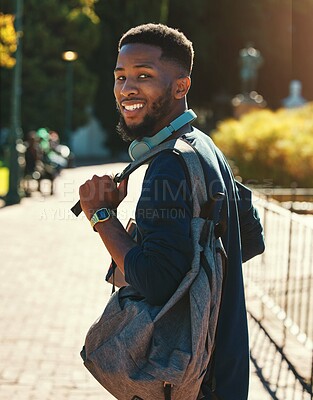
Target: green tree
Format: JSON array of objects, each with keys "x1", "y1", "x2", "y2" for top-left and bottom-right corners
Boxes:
[{"x1": 0, "y1": 0, "x2": 100, "y2": 141}]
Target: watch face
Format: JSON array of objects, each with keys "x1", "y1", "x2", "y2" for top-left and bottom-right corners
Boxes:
[{"x1": 97, "y1": 209, "x2": 109, "y2": 220}]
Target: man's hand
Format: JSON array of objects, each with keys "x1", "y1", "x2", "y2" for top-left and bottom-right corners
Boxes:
[
  {"x1": 79, "y1": 174, "x2": 128, "y2": 219},
  {"x1": 79, "y1": 174, "x2": 134, "y2": 272}
]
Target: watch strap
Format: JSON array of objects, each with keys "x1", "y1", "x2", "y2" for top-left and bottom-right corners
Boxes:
[{"x1": 90, "y1": 208, "x2": 116, "y2": 231}]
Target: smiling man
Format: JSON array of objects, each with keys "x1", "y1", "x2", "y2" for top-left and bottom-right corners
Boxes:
[
  {"x1": 114, "y1": 40, "x2": 191, "y2": 142},
  {"x1": 79, "y1": 23, "x2": 264, "y2": 400}
]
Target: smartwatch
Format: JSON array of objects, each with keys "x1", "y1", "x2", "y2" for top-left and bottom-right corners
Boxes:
[{"x1": 90, "y1": 208, "x2": 116, "y2": 231}]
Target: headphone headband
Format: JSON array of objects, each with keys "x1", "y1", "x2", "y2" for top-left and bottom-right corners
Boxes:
[{"x1": 128, "y1": 109, "x2": 197, "y2": 160}]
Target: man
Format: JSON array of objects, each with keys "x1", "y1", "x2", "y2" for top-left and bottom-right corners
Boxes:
[{"x1": 79, "y1": 23, "x2": 265, "y2": 400}]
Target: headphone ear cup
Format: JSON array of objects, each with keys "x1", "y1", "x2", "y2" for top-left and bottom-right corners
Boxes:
[{"x1": 128, "y1": 140, "x2": 152, "y2": 161}]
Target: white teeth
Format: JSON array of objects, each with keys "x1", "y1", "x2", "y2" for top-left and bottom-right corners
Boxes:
[{"x1": 124, "y1": 103, "x2": 144, "y2": 111}]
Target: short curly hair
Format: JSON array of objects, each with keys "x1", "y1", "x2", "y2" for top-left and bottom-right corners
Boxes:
[{"x1": 118, "y1": 23, "x2": 194, "y2": 76}]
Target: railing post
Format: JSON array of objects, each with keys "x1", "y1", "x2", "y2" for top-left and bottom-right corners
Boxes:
[{"x1": 283, "y1": 211, "x2": 293, "y2": 350}]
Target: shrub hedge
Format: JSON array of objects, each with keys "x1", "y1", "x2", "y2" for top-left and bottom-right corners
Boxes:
[{"x1": 212, "y1": 103, "x2": 313, "y2": 188}]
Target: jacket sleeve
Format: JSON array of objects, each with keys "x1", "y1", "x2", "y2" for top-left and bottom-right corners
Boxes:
[
  {"x1": 236, "y1": 181, "x2": 265, "y2": 262},
  {"x1": 124, "y1": 152, "x2": 193, "y2": 305}
]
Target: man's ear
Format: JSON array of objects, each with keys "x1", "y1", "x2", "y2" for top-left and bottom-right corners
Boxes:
[{"x1": 174, "y1": 76, "x2": 191, "y2": 99}]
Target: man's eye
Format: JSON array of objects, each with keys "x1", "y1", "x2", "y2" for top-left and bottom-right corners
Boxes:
[
  {"x1": 138, "y1": 74, "x2": 150, "y2": 79},
  {"x1": 116, "y1": 76, "x2": 125, "y2": 81}
]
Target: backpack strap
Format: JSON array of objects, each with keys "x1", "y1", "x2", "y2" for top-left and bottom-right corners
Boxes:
[
  {"x1": 116, "y1": 138, "x2": 227, "y2": 226},
  {"x1": 71, "y1": 136, "x2": 225, "y2": 225},
  {"x1": 115, "y1": 138, "x2": 208, "y2": 217},
  {"x1": 163, "y1": 382, "x2": 173, "y2": 400},
  {"x1": 70, "y1": 138, "x2": 178, "y2": 216},
  {"x1": 114, "y1": 138, "x2": 177, "y2": 183}
]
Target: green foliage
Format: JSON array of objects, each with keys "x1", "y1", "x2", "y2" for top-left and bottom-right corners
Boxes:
[
  {"x1": 212, "y1": 103, "x2": 313, "y2": 188},
  {"x1": 0, "y1": 0, "x2": 100, "y2": 142}
]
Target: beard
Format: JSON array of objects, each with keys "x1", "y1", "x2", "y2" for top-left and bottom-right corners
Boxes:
[{"x1": 116, "y1": 86, "x2": 173, "y2": 142}]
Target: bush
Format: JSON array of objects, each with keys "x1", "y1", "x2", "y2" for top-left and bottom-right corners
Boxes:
[{"x1": 212, "y1": 103, "x2": 313, "y2": 188}]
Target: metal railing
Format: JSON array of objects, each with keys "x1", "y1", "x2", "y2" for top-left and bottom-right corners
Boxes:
[{"x1": 245, "y1": 195, "x2": 313, "y2": 399}]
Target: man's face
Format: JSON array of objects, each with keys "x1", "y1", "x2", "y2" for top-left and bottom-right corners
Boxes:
[{"x1": 114, "y1": 43, "x2": 180, "y2": 141}]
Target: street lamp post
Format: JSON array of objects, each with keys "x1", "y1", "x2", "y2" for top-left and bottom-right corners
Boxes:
[
  {"x1": 62, "y1": 51, "x2": 78, "y2": 146},
  {"x1": 5, "y1": 0, "x2": 24, "y2": 205}
]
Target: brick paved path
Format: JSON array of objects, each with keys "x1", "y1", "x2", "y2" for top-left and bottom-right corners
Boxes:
[{"x1": 0, "y1": 163, "x2": 272, "y2": 400}]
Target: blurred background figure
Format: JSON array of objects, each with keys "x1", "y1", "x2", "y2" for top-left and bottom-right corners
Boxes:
[
  {"x1": 282, "y1": 80, "x2": 307, "y2": 108},
  {"x1": 47, "y1": 130, "x2": 73, "y2": 170},
  {"x1": 23, "y1": 130, "x2": 43, "y2": 196},
  {"x1": 24, "y1": 130, "x2": 42, "y2": 175},
  {"x1": 23, "y1": 128, "x2": 72, "y2": 196},
  {"x1": 239, "y1": 43, "x2": 264, "y2": 95}
]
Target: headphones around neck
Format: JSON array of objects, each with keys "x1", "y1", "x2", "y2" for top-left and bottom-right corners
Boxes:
[{"x1": 128, "y1": 109, "x2": 197, "y2": 160}]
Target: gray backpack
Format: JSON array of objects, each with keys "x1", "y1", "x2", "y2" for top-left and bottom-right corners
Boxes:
[{"x1": 80, "y1": 138, "x2": 226, "y2": 400}]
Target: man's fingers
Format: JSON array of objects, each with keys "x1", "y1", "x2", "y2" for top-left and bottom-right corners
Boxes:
[
  {"x1": 118, "y1": 177, "x2": 129, "y2": 199},
  {"x1": 79, "y1": 179, "x2": 90, "y2": 196},
  {"x1": 79, "y1": 174, "x2": 127, "y2": 211}
]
